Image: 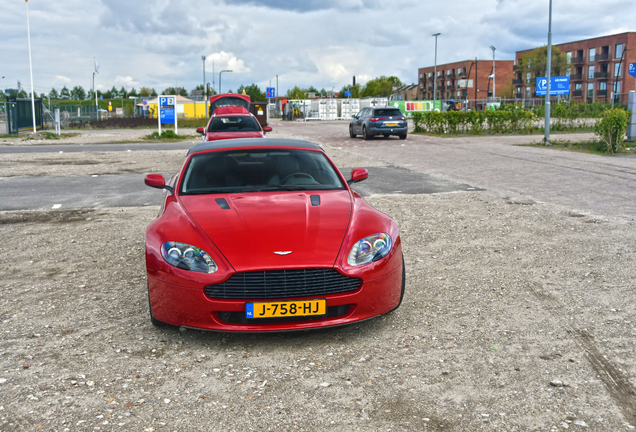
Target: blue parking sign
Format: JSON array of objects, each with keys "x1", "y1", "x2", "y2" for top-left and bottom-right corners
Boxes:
[
  {"x1": 266, "y1": 87, "x2": 275, "y2": 98},
  {"x1": 629, "y1": 63, "x2": 636, "y2": 78}
]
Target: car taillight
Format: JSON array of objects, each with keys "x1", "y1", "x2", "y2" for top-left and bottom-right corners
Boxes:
[
  {"x1": 369, "y1": 117, "x2": 386, "y2": 122},
  {"x1": 399, "y1": 117, "x2": 407, "y2": 121}
]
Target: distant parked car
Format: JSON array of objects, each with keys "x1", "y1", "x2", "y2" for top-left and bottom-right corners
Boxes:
[
  {"x1": 196, "y1": 106, "x2": 272, "y2": 142},
  {"x1": 349, "y1": 107, "x2": 407, "y2": 140}
]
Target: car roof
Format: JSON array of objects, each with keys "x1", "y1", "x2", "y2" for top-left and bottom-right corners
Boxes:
[{"x1": 188, "y1": 138, "x2": 323, "y2": 155}]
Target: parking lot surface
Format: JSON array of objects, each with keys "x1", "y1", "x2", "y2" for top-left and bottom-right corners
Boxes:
[{"x1": 1, "y1": 122, "x2": 635, "y2": 431}]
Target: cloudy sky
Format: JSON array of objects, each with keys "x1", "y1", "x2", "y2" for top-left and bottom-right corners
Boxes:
[{"x1": 1, "y1": 0, "x2": 632, "y2": 96}]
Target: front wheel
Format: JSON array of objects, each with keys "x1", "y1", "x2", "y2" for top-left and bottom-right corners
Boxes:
[
  {"x1": 349, "y1": 125, "x2": 356, "y2": 138},
  {"x1": 387, "y1": 256, "x2": 406, "y2": 314},
  {"x1": 399, "y1": 133, "x2": 407, "y2": 140}
]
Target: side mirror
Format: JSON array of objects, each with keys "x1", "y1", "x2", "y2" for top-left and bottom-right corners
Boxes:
[
  {"x1": 352, "y1": 115, "x2": 358, "y2": 119},
  {"x1": 263, "y1": 126, "x2": 272, "y2": 132},
  {"x1": 196, "y1": 127, "x2": 205, "y2": 134},
  {"x1": 145, "y1": 174, "x2": 174, "y2": 193},
  {"x1": 348, "y1": 168, "x2": 368, "y2": 185}
]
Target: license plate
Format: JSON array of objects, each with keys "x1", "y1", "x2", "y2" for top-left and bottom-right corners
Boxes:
[
  {"x1": 246, "y1": 299, "x2": 326, "y2": 319},
  {"x1": 384, "y1": 122, "x2": 398, "y2": 127}
]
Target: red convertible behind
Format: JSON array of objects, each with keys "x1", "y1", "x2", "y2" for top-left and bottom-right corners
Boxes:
[{"x1": 144, "y1": 138, "x2": 404, "y2": 332}]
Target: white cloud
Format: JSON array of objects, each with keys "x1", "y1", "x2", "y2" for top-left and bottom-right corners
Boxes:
[
  {"x1": 114, "y1": 76, "x2": 139, "y2": 86},
  {"x1": 54, "y1": 75, "x2": 71, "y2": 83},
  {"x1": 206, "y1": 52, "x2": 250, "y2": 74}
]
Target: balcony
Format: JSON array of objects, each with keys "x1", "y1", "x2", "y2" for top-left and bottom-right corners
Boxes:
[
  {"x1": 446, "y1": 84, "x2": 455, "y2": 90},
  {"x1": 596, "y1": 52, "x2": 609, "y2": 61},
  {"x1": 446, "y1": 72, "x2": 455, "y2": 78},
  {"x1": 571, "y1": 56, "x2": 584, "y2": 64},
  {"x1": 513, "y1": 65, "x2": 520, "y2": 71},
  {"x1": 570, "y1": 73, "x2": 583, "y2": 80},
  {"x1": 515, "y1": 93, "x2": 523, "y2": 99},
  {"x1": 457, "y1": 71, "x2": 467, "y2": 78},
  {"x1": 512, "y1": 79, "x2": 523, "y2": 85},
  {"x1": 420, "y1": 76, "x2": 426, "y2": 82},
  {"x1": 594, "y1": 71, "x2": 609, "y2": 79},
  {"x1": 437, "y1": 84, "x2": 445, "y2": 90},
  {"x1": 597, "y1": 89, "x2": 608, "y2": 96},
  {"x1": 573, "y1": 89, "x2": 583, "y2": 97}
]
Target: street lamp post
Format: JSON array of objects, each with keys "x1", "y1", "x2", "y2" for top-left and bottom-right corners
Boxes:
[
  {"x1": 545, "y1": 0, "x2": 553, "y2": 145},
  {"x1": 25, "y1": 0, "x2": 37, "y2": 133},
  {"x1": 490, "y1": 46, "x2": 496, "y2": 101},
  {"x1": 219, "y1": 70, "x2": 232, "y2": 95},
  {"x1": 432, "y1": 33, "x2": 441, "y2": 111}
]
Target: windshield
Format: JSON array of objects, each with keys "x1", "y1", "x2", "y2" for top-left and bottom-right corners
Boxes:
[
  {"x1": 373, "y1": 108, "x2": 403, "y2": 117},
  {"x1": 208, "y1": 116, "x2": 261, "y2": 132},
  {"x1": 180, "y1": 149, "x2": 346, "y2": 195}
]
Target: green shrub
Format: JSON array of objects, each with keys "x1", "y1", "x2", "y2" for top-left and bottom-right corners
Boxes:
[
  {"x1": 594, "y1": 108, "x2": 631, "y2": 153},
  {"x1": 145, "y1": 129, "x2": 186, "y2": 140}
]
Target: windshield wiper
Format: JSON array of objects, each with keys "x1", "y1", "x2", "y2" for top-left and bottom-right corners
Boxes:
[{"x1": 250, "y1": 185, "x2": 308, "y2": 191}]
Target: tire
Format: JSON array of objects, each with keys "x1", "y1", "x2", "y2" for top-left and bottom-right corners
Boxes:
[
  {"x1": 387, "y1": 255, "x2": 406, "y2": 314},
  {"x1": 362, "y1": 126, "x2": 371, "y2": 140},
  {"x1": 148, "y1": 285, "x2": 167, "y2": 327},
  {"x1": 349, "y1": 125, "x2": 356, "y2": 138},
  {"x1": 399, "y1": 133, "x2": 407, "y2": 140}
]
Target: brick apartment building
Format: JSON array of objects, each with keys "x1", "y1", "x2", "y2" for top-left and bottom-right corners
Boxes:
[
  {"x1": 417, "y1": 60, "x2": 514, "y2": 104},
  {"x1": 514, "y1": 32, "x2": 636, "y2": 103}
]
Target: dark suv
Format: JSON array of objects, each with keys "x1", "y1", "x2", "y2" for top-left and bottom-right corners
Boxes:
[{"x1": 349, "y1": 107, "x2": 408, "y2": 140}]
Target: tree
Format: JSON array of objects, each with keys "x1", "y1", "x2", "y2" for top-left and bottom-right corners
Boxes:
[
  {"x1": 49, "y1": 88, "x2": 59, "y2": 99},
  {"x1": 359, "y1": 76, "x2": 402, "y2": 98},
  {"x1": 236, "y1": 83, "x2": 267, "y2": 101},
  {"x1": 518, "y1": 45, "x2": 567, "y2": 79},
  {"x1": 286, "y1": 86, "x2": 306, "y2": 99},
  {"x1": 150, "y1": 88, "x2": 158, "y2": 97},
  {"x1": 59, "y1": 86, "x2": 71, "y2": 99},
  {"x1": 162, "y1": 87, "x2": 187, "y2": 97},
  {"x1": 307, "y1": 86, "x2": 319, "y2": 94},
  {"x1": 119, "y1": 86, "x2": 127, "y2": 99},
  {"x1": 70, "y1": 85, "x2": 86, "y2": 100},
  {"x1": 129, "y1": 88, "x2": 138, "y2": 97},
  {"x1": 139, "y1": 87, "x2": 152, "y2": 97},
  {"x1": 17, "y1": 89, "x2": 28, "y2": 98}
]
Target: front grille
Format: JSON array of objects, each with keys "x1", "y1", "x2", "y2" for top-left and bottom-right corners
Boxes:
[
  {"x1": 204, "y1": 269, "x2": 362, "y2": 300},
  {"x1": 217, "y1": 304, "x2": 351, "y2": 324}
]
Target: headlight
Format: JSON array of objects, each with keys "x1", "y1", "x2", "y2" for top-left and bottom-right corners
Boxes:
[
  {"x1": 161, "y1": 242, "x2": 218, "y2": 273},
  {"x1": 347, "y1": 233, "x2": 392, "y2": 266}
]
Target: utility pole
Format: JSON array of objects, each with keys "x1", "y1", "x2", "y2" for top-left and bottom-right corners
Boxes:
[
  {"x1": 202, "y1": 55, "x2": 207, "y2": 116},
  {"x1": 432, "y1": 33, "x2": 441, "y2": 112},
  {"x1": 544, "y1": 0, "x2": 553, "y2": 145},
  {"x1": 25, "y1": 0, "x2": 37, "y2": 133},
  {"x1": 490, "y1": 46, "x2": 496, "y2": 101}
]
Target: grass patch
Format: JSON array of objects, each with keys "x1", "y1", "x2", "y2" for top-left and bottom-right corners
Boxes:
[
  {"x1": 523, "y1": 139, "x2": 636, "y2": 155},
  {"x1": 145, "y1": 130, "x2": 188, "y2": 140}
]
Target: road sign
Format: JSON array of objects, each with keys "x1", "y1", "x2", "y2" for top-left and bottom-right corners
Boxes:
[
  {"x1": 536, "y1": 76, "x2": 570, "y2": 96},
  {"x1": 143, "y1": 100, "x2": 147, "y2": 106},
  {"x1": 266, "y1": 87, "x2": 275, "y2": 98},
  {"x1": 344, "y1": 91, "x2": 352, "y2": 97},
  {"x1": 158, "y1": 95, "x2": 178, "y2": 135},
  {"x1": 629, "y1": 63, "x2": 636, "y2": 78},
  {"x1": 159, "y1": 96, "x2": 176, "y2": 124}
]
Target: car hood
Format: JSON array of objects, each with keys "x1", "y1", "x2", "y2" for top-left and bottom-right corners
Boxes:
[
  {"x1": 180, "y1": 190, "x2": 352, "y2": 272},
  {"x1": 205, "y1": 131, "x2": 264, "y2": 141}
]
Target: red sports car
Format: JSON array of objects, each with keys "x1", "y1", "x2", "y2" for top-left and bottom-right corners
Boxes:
[
  {"x1": 144, "y1": 138, "x2": 404, "y2": 331},
  {"x1": 196, "y1": 94, "x2": 272, "y2": 141}
]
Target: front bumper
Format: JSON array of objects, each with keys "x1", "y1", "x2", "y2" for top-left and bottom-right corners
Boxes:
[{"x1": 148, "y1": 259, "x2": 403, "y2": 332}]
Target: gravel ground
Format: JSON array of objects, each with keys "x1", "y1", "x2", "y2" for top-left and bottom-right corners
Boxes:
[
  {"x1": 1, "y1": 192, "x2": 635, "y2": 431},
  {"x1": 1, "y1": 125, "x2": 636, "y2": 431}
]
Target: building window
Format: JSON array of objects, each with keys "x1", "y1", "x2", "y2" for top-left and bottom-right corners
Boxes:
[
  {"x1": 447, "y1": 69, "x2": 451, "y2": 75},
  {"x1": 615, "y1": 82, "x2": 621, "y2": 94},
  {"x1": 456, "y1": 91, "x2": 461, "y2": 97},
  {"x1": 457, "y1": 68, "x2": 462, "y2": 74},
  {"x1": 588, "y1": 65, "x2": 595, "y2": 79},
  {"x1": 587, "y1": 82, "x2": 594, "y2": 97},
  {"x1": 566, "y1": 52, "x2": 572, "y2": 64},
  {"x1": 616, "y1": 43, "x2": 623, "y2": 59},
  {"x1": 614, "y1": 63, "x2": 622, "y2": 77},
  {"x1": 526, "y1": 72, "x2": 531, "y2": 83},
  {"x1": 599, "y1": 82, "x2": 607, "y2": 91},
  {"x1": 428, "y1": 72, "x2": 432, "y2": 78},
  {"x1": 565, "y1": 68, "x2": 571, "y2": 77},
  {"x1": 516, "y1": 86, "x2": 522, "y2": 94},
  {"x1": 419, "y1": 73, "x2": 423, "y2": 79},
  {"x1": 589, "y1": 48, "x2": 596, "y2": 62},
  {"x1": 446, "y1": 80, "x2": 451, "y2": 86},
  {"x1": 575, "y1": 83, "x2": 582, "y2": 91},
  {"x1": 526, "y1": 86, "x2": 531, "y2": 96},
  {"x1": 437, "y1": 71, "x2": 441, "y2": 77}
]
